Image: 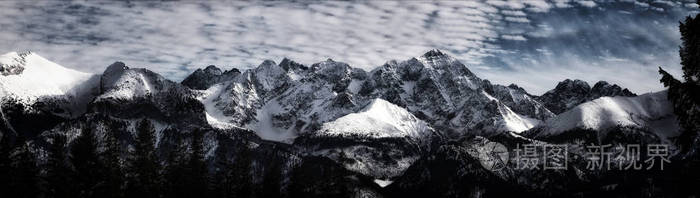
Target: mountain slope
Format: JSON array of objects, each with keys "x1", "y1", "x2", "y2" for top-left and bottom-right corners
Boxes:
[{"x1": 527, "y1": 90, "x2": 679, "y2": 141}]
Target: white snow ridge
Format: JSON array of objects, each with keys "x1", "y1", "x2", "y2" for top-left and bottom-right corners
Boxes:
[
  {"x1": 0, "y1": 52, "x2": 99, "y2": 117},
  {"x1": 535, "y1": 90, "x2": 680, "y2": 139},
  {"x1": 0, "y1": 52, "x2": 96, "y2": 101},
  {"x1": 318, "y1": 98, "x2": 432, "y2": 139}
]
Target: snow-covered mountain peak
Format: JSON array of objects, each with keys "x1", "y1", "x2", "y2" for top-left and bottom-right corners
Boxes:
[
  {"x1": 91, "y1": 61, "x2": 206, "y2": 124},
  {"x1": 413, "y1": 49, "x2": 476, "y2": 79},
  {"x1": 0, "y1": 51, "x2": 97, "y2": 102},
  {"x1": 0, "y1": 51, "x2": 100, "y2": 118},
  {"x1": 97, "y1": 62, "x2": 165, "y2": 100},
  {"x1": 317, "y1": 98, "x2": 432, "y2": 138},
  {"x1": 251, "y1": 59, "x2": 283, "y2": 78},
  {"x1": 531, "y1": 90, "x2": 679, "y2": 139},
  {"x1": 249, "y1": 59, "x2": 292, "y2": 93},
  {"x1": 310, "y1": 58, "x2": 352, "y2": 74}
]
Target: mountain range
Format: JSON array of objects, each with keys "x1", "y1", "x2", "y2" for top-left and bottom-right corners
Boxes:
[{"x1": 0, "y1": 50, "x2": 688, "y2": 197}]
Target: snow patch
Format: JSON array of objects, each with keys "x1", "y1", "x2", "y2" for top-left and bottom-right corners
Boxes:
[
  {"x1": 248, "y1": 98, "x2": 297, "y2": 143},
  {"x1": 498, "y1": 104, "x2": 541, "y2": 133},
  {"x1": 482, "y1": 91, "x2": 540, "y2": 132},
  {"x1": 97, "y1": 69, "x2": 155, "y2": 100},
  {"x1": 374, "y1": 179, "x2": 394, "y2": 187},
  {"x1": 198, "y1": 82, "x2": 239, "y2": 130},
  {"x1": 347, "y1": 79, "x2": 363, "y2": 94},
  {"x1": 401, "y1": 81, "x2": 416, "y2": 96},
  {"x1": 317, "y1": 98, "x2": 431, "y2": 138}
]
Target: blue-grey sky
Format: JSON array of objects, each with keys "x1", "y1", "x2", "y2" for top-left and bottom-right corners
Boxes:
[{"x1": 0, "y1": 0, "x2": 697, "y2": 95}]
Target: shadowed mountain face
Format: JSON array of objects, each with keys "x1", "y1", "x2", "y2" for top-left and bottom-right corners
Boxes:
[
  {"x1": 535, "y1": 79, "x2": 637, "y2": 114},
  {"x1": 181, "y1": 65, "x2": 240, "y2": 90}
]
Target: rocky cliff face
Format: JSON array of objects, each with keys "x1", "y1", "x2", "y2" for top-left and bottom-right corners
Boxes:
[
  {"x1": 181, "y1": 65, "x2": 241, "y2": 90},
  {"x1": 536, "y1": 79, "x2": 636, "y2": 114}
]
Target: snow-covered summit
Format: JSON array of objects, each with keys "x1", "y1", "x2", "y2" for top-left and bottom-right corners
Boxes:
[
  {"x1": 317, "y1": 98, "x2": 432, "y2": 138},
  {"x1": 97, "y1": 61, "x2": 191, "y2": 101},
  {"x1": 0, "y1": 52, "x2": 97, "y2": 100},
  {"x1": 531, "y1": 90, "x2": 679, "y2": 139},
  {"x1": 91, "y1": 61, "x2": 207, "y2": 125},
  {"x1": 0, "y1": 52, "x2": 99, "y2": 117},
  {"x1": 97, "y1": 62, "x2": 156, "y2": 100}
]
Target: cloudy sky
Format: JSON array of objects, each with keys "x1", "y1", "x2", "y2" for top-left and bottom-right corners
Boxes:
[{"x1": 0, "y1": 0, "x2": 697, "y2": 94}]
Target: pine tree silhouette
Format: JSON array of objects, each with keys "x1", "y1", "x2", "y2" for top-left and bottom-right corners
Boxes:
[
  {"x1": 101, "y1": 120, "x2": 125, "y2": 198},
  {"x1": 126, "y1": 119, "x2": 160, "y2": 197},
  {"x1": 0, "y1": 136, "x2": 13, "y2": 196},
  {"x1": 262, "y1": 160, "x2": 283, "y2": 198},
  {"x1": 44, "y1": 134, "x2": 75, "y2": 198},
  {"x1": 659, "y1": 3, "x2": 700, "y2": 156},
  {"x1": 211, "y1": 134, "x2": 232, "y2": 198},
  {"x1": 232, "y1": 140, "x2": 253, "y2": 198},
  {"x1": 9, "y1": 143, "x2": 39, "y2": 198},
  {"x1": 162, "y1": 129, "x2": 188, "y2": 198},
  {"x1": 658, "y1": 2, "x2": 700, "y2": 197},
  {"x1": 71, "y1": 126, "x2": 103, "y2": 197},
  {"x1": 185, "y1": 129, "x2": 209, "y2": 197}
]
